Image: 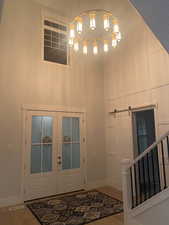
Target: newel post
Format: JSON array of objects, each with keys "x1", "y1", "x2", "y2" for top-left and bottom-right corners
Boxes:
[{"x1": 121, "y1": 159, "x2": 132, "y2": 225}]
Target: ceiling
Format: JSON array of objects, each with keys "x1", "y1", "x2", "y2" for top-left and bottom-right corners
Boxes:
[
  {"x1": 33, "y1": 0, "x2": 124, "y2": 19},
  {"x1": 130, "y1": 0, "x2": 169, "y2": 53}
]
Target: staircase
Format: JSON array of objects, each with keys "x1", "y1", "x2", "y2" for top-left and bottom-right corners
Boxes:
[{"x1": 122, "y1": 130, "x2": 169, "y2": 225}]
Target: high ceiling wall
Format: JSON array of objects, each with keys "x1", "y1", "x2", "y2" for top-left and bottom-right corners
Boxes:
[
  {"x1": 34, "y1": 0, "x2": 169, "y2": 54},
  {"x1": 33, "y1": 0, "x2": 127, "y2": 19},
  {"x1": 103, "y1": 0, "x2": 169, "y2": 190},
  {"x1": 0, "y1": 0, "x2": 106, "y2": 205}
]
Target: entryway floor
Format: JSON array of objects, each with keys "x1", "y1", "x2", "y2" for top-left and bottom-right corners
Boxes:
[{"x1": 0, "y1": 186, "x2": 124, "y2": 225}]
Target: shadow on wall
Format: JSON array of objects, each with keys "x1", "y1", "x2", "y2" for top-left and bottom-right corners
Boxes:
[{"x1": 0, "y1": 0, "x2": 4, "y2": 23}]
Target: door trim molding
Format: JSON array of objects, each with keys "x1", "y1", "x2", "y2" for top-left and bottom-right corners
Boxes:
[
  {"x1": 21, "y1": 104, "x2": 87, "y2": 202},
  {"x1": 22, "y1": 104, "x2": 86, "y2": 113}
]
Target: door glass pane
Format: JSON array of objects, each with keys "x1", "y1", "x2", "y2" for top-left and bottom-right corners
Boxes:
[
  {"x1": 31, "y1": 116, "x2": 53, "y2": 174},
  {"x1": 72, "y1": 143, "x2": 80, "y2": 169},
  {"x1": 62, "y1": 117, "x2": 81, "y2": 170},
  {"x1": 62, "y1": 117, "x2": 72, "y2": 142},
  {"x1": 42, "y1": 144, "x2": 52, "y2": 172},
  {"x1": 62, "y1": 144, "x2": 71, "y2": 170},
  {"x1": 32, "y1": 116, "x2": 42, "y2": 143},
  {"x1": 72, "y1": 118, "x2": 80, "y2": 142},
  {"x1": 31, "y1": 145, "x2": 41, "y2": 174},
  {"x1": 42, "y1": 117, "x2": 53, "y2": 144}
]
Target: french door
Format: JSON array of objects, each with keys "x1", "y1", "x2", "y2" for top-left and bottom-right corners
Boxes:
[{"x1": 24, "y1": 111, "x2": 85, "y2": 201}]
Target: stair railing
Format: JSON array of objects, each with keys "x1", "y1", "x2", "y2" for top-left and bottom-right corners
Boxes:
[{"x1": 122, "y1": 130, "x2": 169, "y2": 223}]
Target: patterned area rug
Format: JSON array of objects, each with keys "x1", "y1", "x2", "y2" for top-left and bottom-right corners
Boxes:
[{"x1": 26, "y1": 190, "x2": 123, "y2": 225}]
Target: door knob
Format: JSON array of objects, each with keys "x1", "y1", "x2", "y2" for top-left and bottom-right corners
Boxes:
[
  {"x1": 58, "y1": 161, "x2": 62, "y2": 165},
  {"x1": 58, "y1": 156, "x2": 61, "y2": 159}
]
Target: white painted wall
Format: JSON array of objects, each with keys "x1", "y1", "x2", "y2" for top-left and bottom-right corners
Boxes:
[
  {"x1": 136, "y1": 196, "x2": 169, "y2": 225},
  {"x1": 126, "y1": 187, "x2": 169, "y2": 225},
  {"x1": 0, "y1": 0, "x2": 106, "y2": 205},
  {"x1": 104, "y1": 0, "x2": 169, "y2": 190},
  {"x1": 1, "y1": 0, "x2": 169, "y2": 210}
]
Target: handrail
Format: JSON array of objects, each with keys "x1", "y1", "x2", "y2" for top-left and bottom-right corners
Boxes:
[
  {"x1": 128, "y1": 130, "x2": 169, "y2": 169},
  {"x1": 124, "y1": 129, "x2": 169, "y2": 210}
]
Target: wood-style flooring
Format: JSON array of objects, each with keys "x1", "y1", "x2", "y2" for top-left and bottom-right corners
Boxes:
[{"x1": 0, "y1": 186, "x2": 124, "y2": 225}]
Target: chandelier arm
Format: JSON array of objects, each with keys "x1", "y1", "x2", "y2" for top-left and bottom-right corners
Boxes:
[{"x1": 70, "y1": 9, "x2": 117, "y2": 23}]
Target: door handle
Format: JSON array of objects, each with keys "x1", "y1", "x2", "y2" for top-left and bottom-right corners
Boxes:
[
  {"x1": 58, "y1": 156, "x2": 61, "y2": 159},
  {"x1": 58, "y1": 161, "x2": 62, "y2": 165}
]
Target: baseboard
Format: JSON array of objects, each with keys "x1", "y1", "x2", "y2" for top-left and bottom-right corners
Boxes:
[
  {"x1": 0, "y1": 195, "x2": 23, "y2": 208},
  {"x1": 0, "y1": 179, "x2": 108, "y2": 207},
  {"x1": 85, "y1": 178, "x2": 108, "y2": 190},
  {"x1": 126, "y1": 218, "x2": 143, "y2": 225}
]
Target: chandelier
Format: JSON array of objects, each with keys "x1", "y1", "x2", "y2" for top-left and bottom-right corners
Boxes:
[{"x1": 68, "y1": 9, "x2": 122, "y2": 55}]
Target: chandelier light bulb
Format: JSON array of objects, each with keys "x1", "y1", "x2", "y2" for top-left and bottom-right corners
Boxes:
[
  {"x1": 83, "y1": 41, "x2": 88, "y2": 55},
  {"x1": 74, "y1": 40, "x2": 79, "y2": 52},
  {"x1": 113, "y1": 19, "x2": 119, "y2": 33},
  {"x1": 104, "y1": 40, "x2": 109, "y2": 52},
  {"x1": 76, "y1": 17, "x2": 83, "y2": 34},
  {"x1": 112, "y1": 33, "x2": 117, "y2": 48},
  {"x1": 69, "y1": 24, "x2": 75, "y2": 38},
  {"x1": 93, "y1": 41, "x2": 98, "y2": 55},
  {"x1": 103, "y1": 14, "x2": 110, "y2": 31},
  {"x1": 112, "y1": 39, "x2": 117, "y2": 48},
  {"x1": 69, "y1": 38, "x2": 74, "y2": 47},
  {"x1": 89, "y1": 12, "x2": 96, "y2": 30},
  {"x1": 113, "y1": 24, "x2": 119, "y2": 33},
  {"x1": 116, "y1": 32, "x2": 122, "y2": 42}
]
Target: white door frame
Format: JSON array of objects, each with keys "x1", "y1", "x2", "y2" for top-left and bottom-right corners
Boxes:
[{"x1": 21, "y1": 104, "x2": 87, "y2": 202}]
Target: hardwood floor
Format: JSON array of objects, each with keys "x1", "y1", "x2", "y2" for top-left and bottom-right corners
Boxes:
[{"x1": 0, "y1": 186, "x2": 124, "y2": 225}]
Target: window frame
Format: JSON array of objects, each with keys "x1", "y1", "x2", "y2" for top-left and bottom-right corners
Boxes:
[{"x1": 41, "y1": 15, "x2": 70, "y2": 67}]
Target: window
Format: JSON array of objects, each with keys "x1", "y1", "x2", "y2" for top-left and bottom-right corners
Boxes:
[{"x1": 44, "y1": 19, "x2": 68, "y2": 65}]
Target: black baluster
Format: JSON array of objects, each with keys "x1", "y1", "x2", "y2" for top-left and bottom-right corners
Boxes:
[
  {"x1": 155, "y1": 145, "x2": 161, "y2": 193},
  {"x1": 146, "y1": 153, "x2": 151, "y2": 199},
  {"x1": 151, "y1": 149, "x2": 156, "y2": 195},
  {"x1": 130, "y1": 167, "x2": 134, "y2": 209},
  {"x1": 138, "y1": 160, "x2": 143, "y2": 204},
  {"x1": 161, "y1": 141, "x2": 167, "y2": 189},
  {"x1": 142, "y1": 157, "x2": 147, "y2": 201},
  {"x1": 134, "y1": 163, "x2": 138, "y2": 206},
  {"x1": 166, "y1": 136, "x2": 169, "y2": 157}
]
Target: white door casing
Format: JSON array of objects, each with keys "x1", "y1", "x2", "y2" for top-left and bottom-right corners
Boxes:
[{"x1": 23, "y1": 109, "x2": 86, "y2": 201}]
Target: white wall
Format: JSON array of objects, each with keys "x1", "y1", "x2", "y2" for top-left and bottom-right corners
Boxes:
[
  {"x1": 0, "y1": 0, "x2": 106, "y2": 204},
  {"x1": 136, "y1": 196, "x2": 169, "y2": 225},
  {"x1": 126, "y1": 188, "x2": 169, "y2": 225},
  {"x1": 104, "y1": 0, "x2": 169, "y2": 190},
  {"x1": 1, "y1": 0, "x2": 169, "y2": 207}
]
